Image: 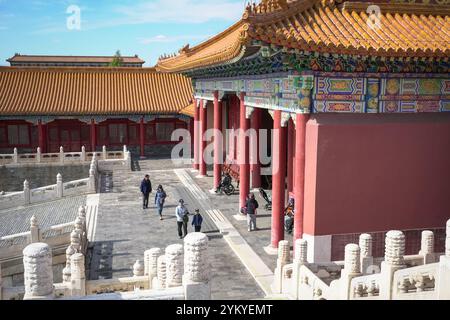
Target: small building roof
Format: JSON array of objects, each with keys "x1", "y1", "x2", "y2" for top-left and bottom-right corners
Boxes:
[
  {"x1": 156, "y1": 0, "x2": 450, "y2": 73},
  {"x1": 179, "y1": 103, "x2": 196, "y2": 117},
  {"x1": 0, "y1": 67, "x2": 193, "y2": 116},
  {"x1": 7, "y1": 54, "x2": 145, "y2": 64}
]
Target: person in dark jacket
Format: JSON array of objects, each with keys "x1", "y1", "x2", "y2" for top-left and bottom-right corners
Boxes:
[
  {"x1": 192, "y1": 209, "x2": 204, "y2": 232},
  {"x1": 140, "y1": 175, "x2": 152, "y2": 209},
  {"x1": 246, "y1": 193, "x2": 259, "y2": 232},
  {"x1": 155, "y1": 185, "x2": 167, "y2": 220}
]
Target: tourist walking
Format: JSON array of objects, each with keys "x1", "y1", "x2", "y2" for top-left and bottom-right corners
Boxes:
[
  {"x1": 140, "y1": 175, "x2": 152, "y2": 209},
  {"x1": 175, "y1": 199, "x2": 189, "y2": 239},
  {"x1": 192, "y1": 209, "x2": 204, "y2": 232},
  {"x1": 154, "y1": 185, "x2": 167, "y2": 220},
  {"x1": 246, "y1": 193, "x2": 259, "y2": 232}
]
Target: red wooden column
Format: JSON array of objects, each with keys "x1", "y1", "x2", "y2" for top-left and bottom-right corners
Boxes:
[
  {"x1": 199, "y1": 100, "x2": 207, "y2": 176},
  {"x1": 271, "y1": 110, "x2": 287, "y2": 248},
  {"x1": 193, "y1": 99, "x2": 200, "y2": 170},
  {"x1": 287, "y1": 118, "x2": 295, "y2": 195},
  {"x1": 140, "y1": 117, "x2": 145, "y2": 158},
  {"x1": 90, "y1": 119, "x2": 97, "y2": 152},
  {"x1": 250, "y1": 107, "x2": 262, "y2": 189},
  {"x1": 239, "y1": 92, "x2": 250, "y2": 209},
  {"x1": 213, "y1": 92, "x2": 223, "y2": 189},
  {"x1": 293, "y1": 113, "x2": 310, "y2": 243},
  {"x1": 37, "y1": 119, "x2": 46, "y2": 153}
]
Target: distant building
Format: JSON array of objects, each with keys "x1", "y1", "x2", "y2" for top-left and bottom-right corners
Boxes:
[
  {"x1": 0, "y1": 67, "x2": 194, "y2": 157},
  {"x1": 6, "y1": 54, "x2": 145, "y2": 68}
]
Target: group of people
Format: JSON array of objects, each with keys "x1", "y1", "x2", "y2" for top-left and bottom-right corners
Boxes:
[
  {"x1": 141, "y1": 173, "x2": 296, "y2": 238},
  {"x1": 241, "y1": 194, "x2": 295, "y2": 234},
  {"x1": 140, "y1": 175, "x2": 203, "y2": 239}
]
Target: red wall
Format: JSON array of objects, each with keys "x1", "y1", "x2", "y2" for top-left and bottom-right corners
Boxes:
[{"x1": 304, "y1": 113, "x2": 450, "y2": 236}]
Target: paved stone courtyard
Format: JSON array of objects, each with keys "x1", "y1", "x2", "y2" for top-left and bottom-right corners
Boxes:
[
  {"x1": 0, "y1": 195, "x2": 86, "y2": 238},
  {"x1": 189, "y1": 168, "x2": 293, "y2": 270},
  {"x1": 88, "y1": 159, "x2": 265, "y2": 300}
]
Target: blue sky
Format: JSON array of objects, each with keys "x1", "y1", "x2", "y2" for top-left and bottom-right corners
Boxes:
[{"x1": 0, "y1": 0, "x2": 247, "y2": 66}]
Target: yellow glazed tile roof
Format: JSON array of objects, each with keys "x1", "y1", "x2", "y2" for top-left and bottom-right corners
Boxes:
[
  {"x1": 156, "y1": 0, "x2": 450, "y2": 73},
  {"x1": 7, "y1": 54, "x2": 145, "y2": 64},
  {"x1": 179, "y1": 103, "x2": 196, "y2": 117},
  {"x1": 156, "y1": 21, "x2": 249, "y2": 73},
  {"x1": 0, "y1": 67, "x2": 193, "y2": 116}
]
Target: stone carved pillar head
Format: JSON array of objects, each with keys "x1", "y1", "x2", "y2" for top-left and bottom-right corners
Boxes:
[
  {"x1": 420, "y1": 231, "x2": 434, "y2": 255},
  {"x1": 278, "y1": 240, "x2": 290, "y2": 265},
  {"x1": 344, "y1": 244, "x2": 361, "y2": 274},
  {"x1": 294, "y1": 239, "x2": 308, "y2": 265},
  {"x1": 183, "y1": 232, "x2": 210, "y2": 284},
  {"x1": 65, "y1": 245, "x2": 76, "y2": 265},
  {"x1": 24, "y1": 180, "x2": 30, "y2": 190},
  {"x1": 359, "y1": 234, "x2": 373, "y2": 258},
  {"x1": 165, "y1": 244, "x2": 184, "y2": 288},
  {"x1": 63, "y1": 245, "x2": 76, "y2": 282},
  {"x1": 145, "y1": 248, "x2": 163, "y2": 278},
  {"x1": 133, "y1": 260, "x2": 145, "y2": 277},
  {"x1": 23, "y1": 243, "x2": 54, "y2": 300},
  {"x1": 70, "y1": 253, "x2": 86, "y2": 297},
  {"x1": 74, "y1": 217, "x2": 83, "y2": 233},
  {"x1": 70, "y1": 230, "x2": 81, "y2": 252},
  {"x1": 385, "y1": 231, "x2": 405, "y2": 266},
  {"x1": 157, "y1": 255, "x2": 167, "y2": 289},
  {"x1": 71, "y1": 253, "x2": 85, "y2": 280},
  {"x1": 30, "y1": 215, "x2": 38, "y2": 228},
  {"x1": 78, "y1": 206, "x2": 86, "y2": 219}
]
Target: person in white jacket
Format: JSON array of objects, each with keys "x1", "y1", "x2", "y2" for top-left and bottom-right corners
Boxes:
[{"x1": 175, "y1": 199, "x2": 189, "y2": 239}]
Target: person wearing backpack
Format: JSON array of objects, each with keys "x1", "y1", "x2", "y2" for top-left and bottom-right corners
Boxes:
[
  {"x1": 246, "y1": 193, "x2": 259, "y2": 232},
  {"x1": 154, "y1": 185, "x2": 167, "y2": 220},
  {"x1": 192, "y1": 209, "x2": 204, "y2": 232}
]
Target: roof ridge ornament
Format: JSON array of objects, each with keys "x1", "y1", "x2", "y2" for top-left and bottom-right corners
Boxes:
[
  {"x1": 179, "y1": 44, "x2": 191, "y2": 55},
  {"x1": 245, "y1": 0, "x2": 289, "y2": 16}
]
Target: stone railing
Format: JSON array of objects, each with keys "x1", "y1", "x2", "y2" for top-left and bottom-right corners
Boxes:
[
  {"x1": 0, "y1": 206, "x2": 89, "y2": 261},
  {"x1": 0, "y1": 146, "x2": 129, "y2": 166},
  {"x1": 0, "y1": 157, "x2": 100, "y2": 210},
  {"x1": 349, "y1": 273, "x2": 381, "y2": 300},
  {"x1": 0, "y1": 232, "x2": 211, "y2": 300},
  {"x1": 0, "y1": 146, "x2": 131, "y2": 210},
  {"x1": 391, "y1": 263, "x2": 438, "y2": 300},
  {"x1": 273, "y1": 220, "x2": 450, "y2": 300}
]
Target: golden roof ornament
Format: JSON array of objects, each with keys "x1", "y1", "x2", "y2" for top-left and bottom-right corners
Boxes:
[{"x1": 179, "y1": 44, "x2": 190, "y2": 55}]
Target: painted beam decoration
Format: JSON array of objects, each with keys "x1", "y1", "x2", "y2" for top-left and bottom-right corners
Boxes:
[
  {"x1": 0, "y1": 114, "x2": 192, "y2": 124},
  {"x1": 194, "y1": 74, "x2": 449, "y2": 114}
]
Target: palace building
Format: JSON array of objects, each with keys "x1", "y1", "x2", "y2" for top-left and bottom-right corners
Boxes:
[
  {"x1": 0, "y1": 67, "x2": 194, "y2": 157},
  {"x1": 7, "y1": 54, "x2": 146, "y2": 68},
  {"x1": 156, "y1": 0, "x2": 450, "y2": 261}
]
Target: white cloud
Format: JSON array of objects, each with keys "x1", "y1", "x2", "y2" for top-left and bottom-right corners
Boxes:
[{"x1": 33, "y1": 0, "x2": 244, "y2": 34}]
